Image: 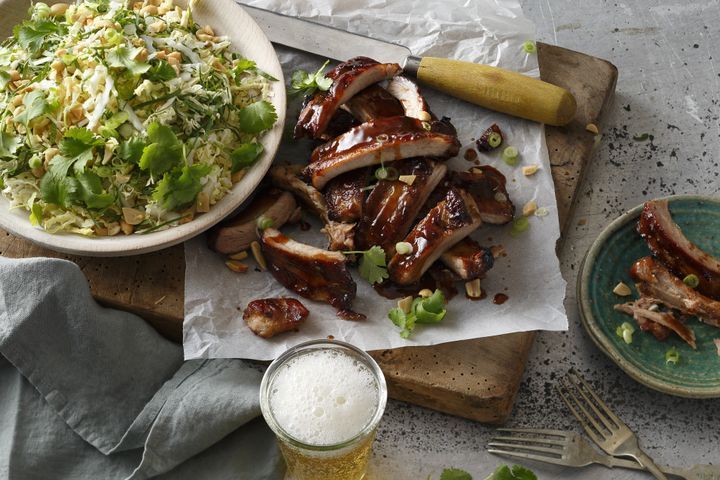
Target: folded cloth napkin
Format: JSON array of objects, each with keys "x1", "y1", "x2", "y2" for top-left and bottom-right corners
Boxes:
[{"x1": 0, "y1": 256, "x2": 283, "y2": 479}]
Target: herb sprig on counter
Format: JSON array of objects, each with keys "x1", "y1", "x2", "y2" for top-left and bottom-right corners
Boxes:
[
  {"x1": 428, "y1": 464, "x2": 537, "y2": 480},
  {"x1": 289, "y1": 59, "x2": 333, "y2": 96}
]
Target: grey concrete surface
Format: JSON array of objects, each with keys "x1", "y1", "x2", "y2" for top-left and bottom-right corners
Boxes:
[{"x1": 368, "y1": 1, "x2": 720, "y2": 478}]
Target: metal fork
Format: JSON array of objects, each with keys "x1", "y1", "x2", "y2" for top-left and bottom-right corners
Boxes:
[
  {"x1": 556, "y1": 370, "x2": 669, "y2": 479},
  {"x1": 487, "y1": 428, "x2": 720, "y2": 480}
]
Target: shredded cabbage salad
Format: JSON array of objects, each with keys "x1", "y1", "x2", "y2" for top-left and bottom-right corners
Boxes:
[{"x1": 0, "y1": 0, "x2": 277, "y2": 235}]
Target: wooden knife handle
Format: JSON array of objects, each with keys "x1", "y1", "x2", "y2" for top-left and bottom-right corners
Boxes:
[{"x1": 413, "y1": 56, "x2": 576, "y2": 126}]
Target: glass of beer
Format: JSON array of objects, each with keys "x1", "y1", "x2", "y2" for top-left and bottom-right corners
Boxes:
[{"x1": 260, "y1": 339, "x2": 388, "y2": 480}]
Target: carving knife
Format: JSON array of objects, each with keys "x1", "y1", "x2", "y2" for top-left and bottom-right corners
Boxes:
[{"x1": 242, "y1": 4, "x2": 576, "y2": 126}]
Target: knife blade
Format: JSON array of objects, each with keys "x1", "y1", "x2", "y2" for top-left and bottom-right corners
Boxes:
[{"x1": 242, "y1": 4, "x2": 576, "y2": 126}]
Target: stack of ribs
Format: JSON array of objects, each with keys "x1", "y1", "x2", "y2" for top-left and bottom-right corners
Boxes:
[
  {"x1": 211, "y1": 57, "x2": 516, "y2": 322},
  {"x1": 615, "y1": 199, "x2": 720, "y2": 348}
]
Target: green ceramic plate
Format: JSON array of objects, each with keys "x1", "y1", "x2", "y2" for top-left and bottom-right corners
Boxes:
[{"x1": 578, "y1": 195, "x2": 720, "y2": 398}]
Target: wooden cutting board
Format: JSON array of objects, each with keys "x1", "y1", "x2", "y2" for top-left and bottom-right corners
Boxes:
[{"x1": 0, "y1": 43, "x2": 617, "y2": 424}]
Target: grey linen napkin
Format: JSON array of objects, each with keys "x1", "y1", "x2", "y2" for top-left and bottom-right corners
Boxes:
[{"x1": 0, "y1": 256, "x2": 283, "y2": 479}]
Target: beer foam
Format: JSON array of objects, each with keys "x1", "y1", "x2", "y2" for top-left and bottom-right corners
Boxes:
[{"x1": 269, "y1": 349, "x2": 379, "y2": 446}]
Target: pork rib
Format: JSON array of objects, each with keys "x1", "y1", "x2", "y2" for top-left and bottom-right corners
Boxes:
[
  {"x1": 243, "y1": 298, "x2": 309, "y2": 339},
  {"x1": 294, "y1": 57, "x2": 401, "y2": 139},
  {"x1": 207, "y1": 189, "x2": 296, "y2": 254},
  {"x1": 631, "y1": 256, "x2": 720, "y2": 328},
  {"x1": 386, "y1": 76, "x2": 432, "y2": 121},
  {"x1": 388, "y1": 187, "x2": 483, "y2": 285},
  {"x1": 439, "y1": 237, "x2": 495, "y2": 281},
  {"x1": 324, "y1": 168, "x2": 370, "y2": 223},
  {"x1": 638, "y1": 199, "x2": 720, "y2": 299},
  {"x1": 356, "y1": 158, "x2": 447, "y2": 256},
  {"x1": 261, "y1": 228, "x2": 357, "y2": 313},
  {"x1": 451, "y1": 166, "x2": 515, "y2": 225},
  {"x1": 269, "y1": 164, "x2": 329, "y2": 222},
  {"x1": 344, "y1": 84, "x2": 404, "y2": 123},
  {"x1": 614, "y1": 298, "x2": 696, "y2": 348},
  {"x1": 305, "y1": 116, "x2": 460, "y2": 190}
]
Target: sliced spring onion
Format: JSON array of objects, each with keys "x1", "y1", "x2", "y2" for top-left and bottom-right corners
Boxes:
[
  {"x1": 522, "y1": 40, "x2": 537, "y2": 54},
  {"x1": 683, "y1": 274, "x2": 699, "y2": 288},
  {"x1": 375, "y1": 166, "x2": 398, "y2": 181},
  {"x1": 510, "y1": 216, "x2": 530, "y2": 236},
  {"x1": 487, "y1": 131, "x2": 502, "y2": 148},
  {"x1": 665, "y1": 347, "x2": 680, "y2": 365},
  {"x1": 395, "y1": 241, "x2": 413, "y2": 255},
  {"x1": 534, "y1": 207, "x2": 549, "y2": 217},
  {"x1": 28, "y1": 156, "x2": 42, "y2": 169},
  {"x1": 502, "y1": 146, "x2": 519, "y2": 166},
  {"x1": 256, "y1": 215, "x2": 274, "y2": 230},
  {"x1": 421, "y1": 121, "x2": 432, "y2": 131},
  {"x1": 616, "y1": 321, "x2": 635, "y2": 344}
]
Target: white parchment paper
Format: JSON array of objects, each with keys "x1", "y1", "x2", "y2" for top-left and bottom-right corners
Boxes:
[{"x1": 183, "y1": 0, "x2": 568, "y2": 360}]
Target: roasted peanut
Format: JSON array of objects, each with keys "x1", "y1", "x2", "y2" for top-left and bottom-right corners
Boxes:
[
  {"x1": 107, "y1": 223, "x2": 122, "y2": 236},
  {"x1": 120, "y1": 220, "x2": 134, "y2": 235},
  {"x1": 139, "y1": 5, "x2": 158, "y2": 15},
  {"x1": 49, "y1": 3, "x2": 69, "y2": 17},
  {"x1": 166, "y1": 51, "x2": 182, "y2": 65},
  {"x1": 135, "y1": 48, "x2": 149, "y2": 62},
  {"x1": 251, "y1": 241, "x2": 267, "y2": 270},
  {"x1": 196, "y1": 191, "x2": 210, "y2": 213},
  {"x1": 147, "y1": 21, "x2": 166, "y2": 33},
  {"x1": 225, "y1": 260, "x2": 249, "y2": 273},
  {"x1": 122, "y1": 207, "x2": 145, "y2": 225},
  {"x1": 51, "y1": 60, "x2": 65, "y2": 74}
]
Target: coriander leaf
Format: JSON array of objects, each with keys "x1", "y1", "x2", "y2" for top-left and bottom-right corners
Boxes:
[
  {"x1": 76, "y1": 171, "x2": 115, "y2": 209},
  {"x1": 232, "y1": 59, "x2": 278, "y2": 82},
  {"x1": 440, "y1": 468, "x2": 472, "y2": 480},
  {"x1": 114, "y1": 70, "x2": 140, "y2": 100},
  {"x1": 59, "y1": 127, "x2": 105, "y2": 174},
  {"x1": 484, "y1": 464, "x2": 537, "y2": 480},
  {"x1": 145, "y1": 59, "x2": 177, "y2": 81},
  {"x1": 230, "y1": 142, "x2": 263, "y2": 173},
  {"x1": 152, "y1": 163, "x2": 211, "y2": 210},
  {"x1": 39, "y1": 128, "x2": 105, "y2": 206},
  {"x1": 15, "y1": 90, "x2": 50, "y2": 126},
  {"x1": 0, "y1": 131, "x2": 21, "y2": 158},
  {"x1": 289, "y1": 59, "x2": 332, "y2": 96},
  {"x1": 39, "y1": 170, "x2": 79, "y2": 208},
  {"x1": 138, "y1": 122, "x2": 183, "y2": 175},
  {"x1": 237, "y1": 100, "x2": 277, "y2": 134},
  {"x1": 358, "y1": 245, "x2": 388, "y2": 285},
  {"x1": 107, "y1": 45, "x2": 151, "y2": 75},
  {"x1": 118, "y1": 137, "x2": 145, "y2": 163},
  {"x1": 99, "y1": 111, "x2": 129, "y2": 138},
  {"x1": 632, "y1": 133, "x2": 650, "y2": 141},
  {"x1": 415, "y1": 289, "x2": 447, "y2": 324},
  {"x1": 0, "y1": 71, "x2": 11, "y2": 91},
  {"x1": 388, "y1": 307, "x2": 415, "y2": 339},
  {"x1": 14, "y1": 20, "x2": 65, "y2": 54},
  {"x1": 147, "y1": 121, "x2": 179, "y2": 146},
  {"x1": 28, "y1": 194, "x2": 43, "y2": 227},
  {"x1": 233, "y1": 58, "x2": 256, "y2": 74},
  {"x1": 509, "y1": 466, "x2": 536, "y2": 480}
]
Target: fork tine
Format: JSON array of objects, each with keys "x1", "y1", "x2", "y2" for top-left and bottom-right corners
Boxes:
[
  {"x1": 487, "y1": 448, "x2": 570, "y2": 467},
  {"x1": 490, "y1": 435, "x2": 567, "y2": 447},
  {"x1": 570, "y1": 370, "x2": 625, "y2": 427},
  {"x1": 487, "y1": 441, "x2": 564, "y2": 456},
  {"x1": 497, "y1": 428, "x2": 570, "y2": 438},
  {"x1": 555, "y1": 381, "x2": 605, "y2": 446},
  {"x1": 566, "y1": 371, "x2": 618, "y2": 432}
]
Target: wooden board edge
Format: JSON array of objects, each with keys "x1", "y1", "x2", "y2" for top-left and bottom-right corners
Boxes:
[{"x1": 372, "y1": 331, "x2": 537, "y2": 423}]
